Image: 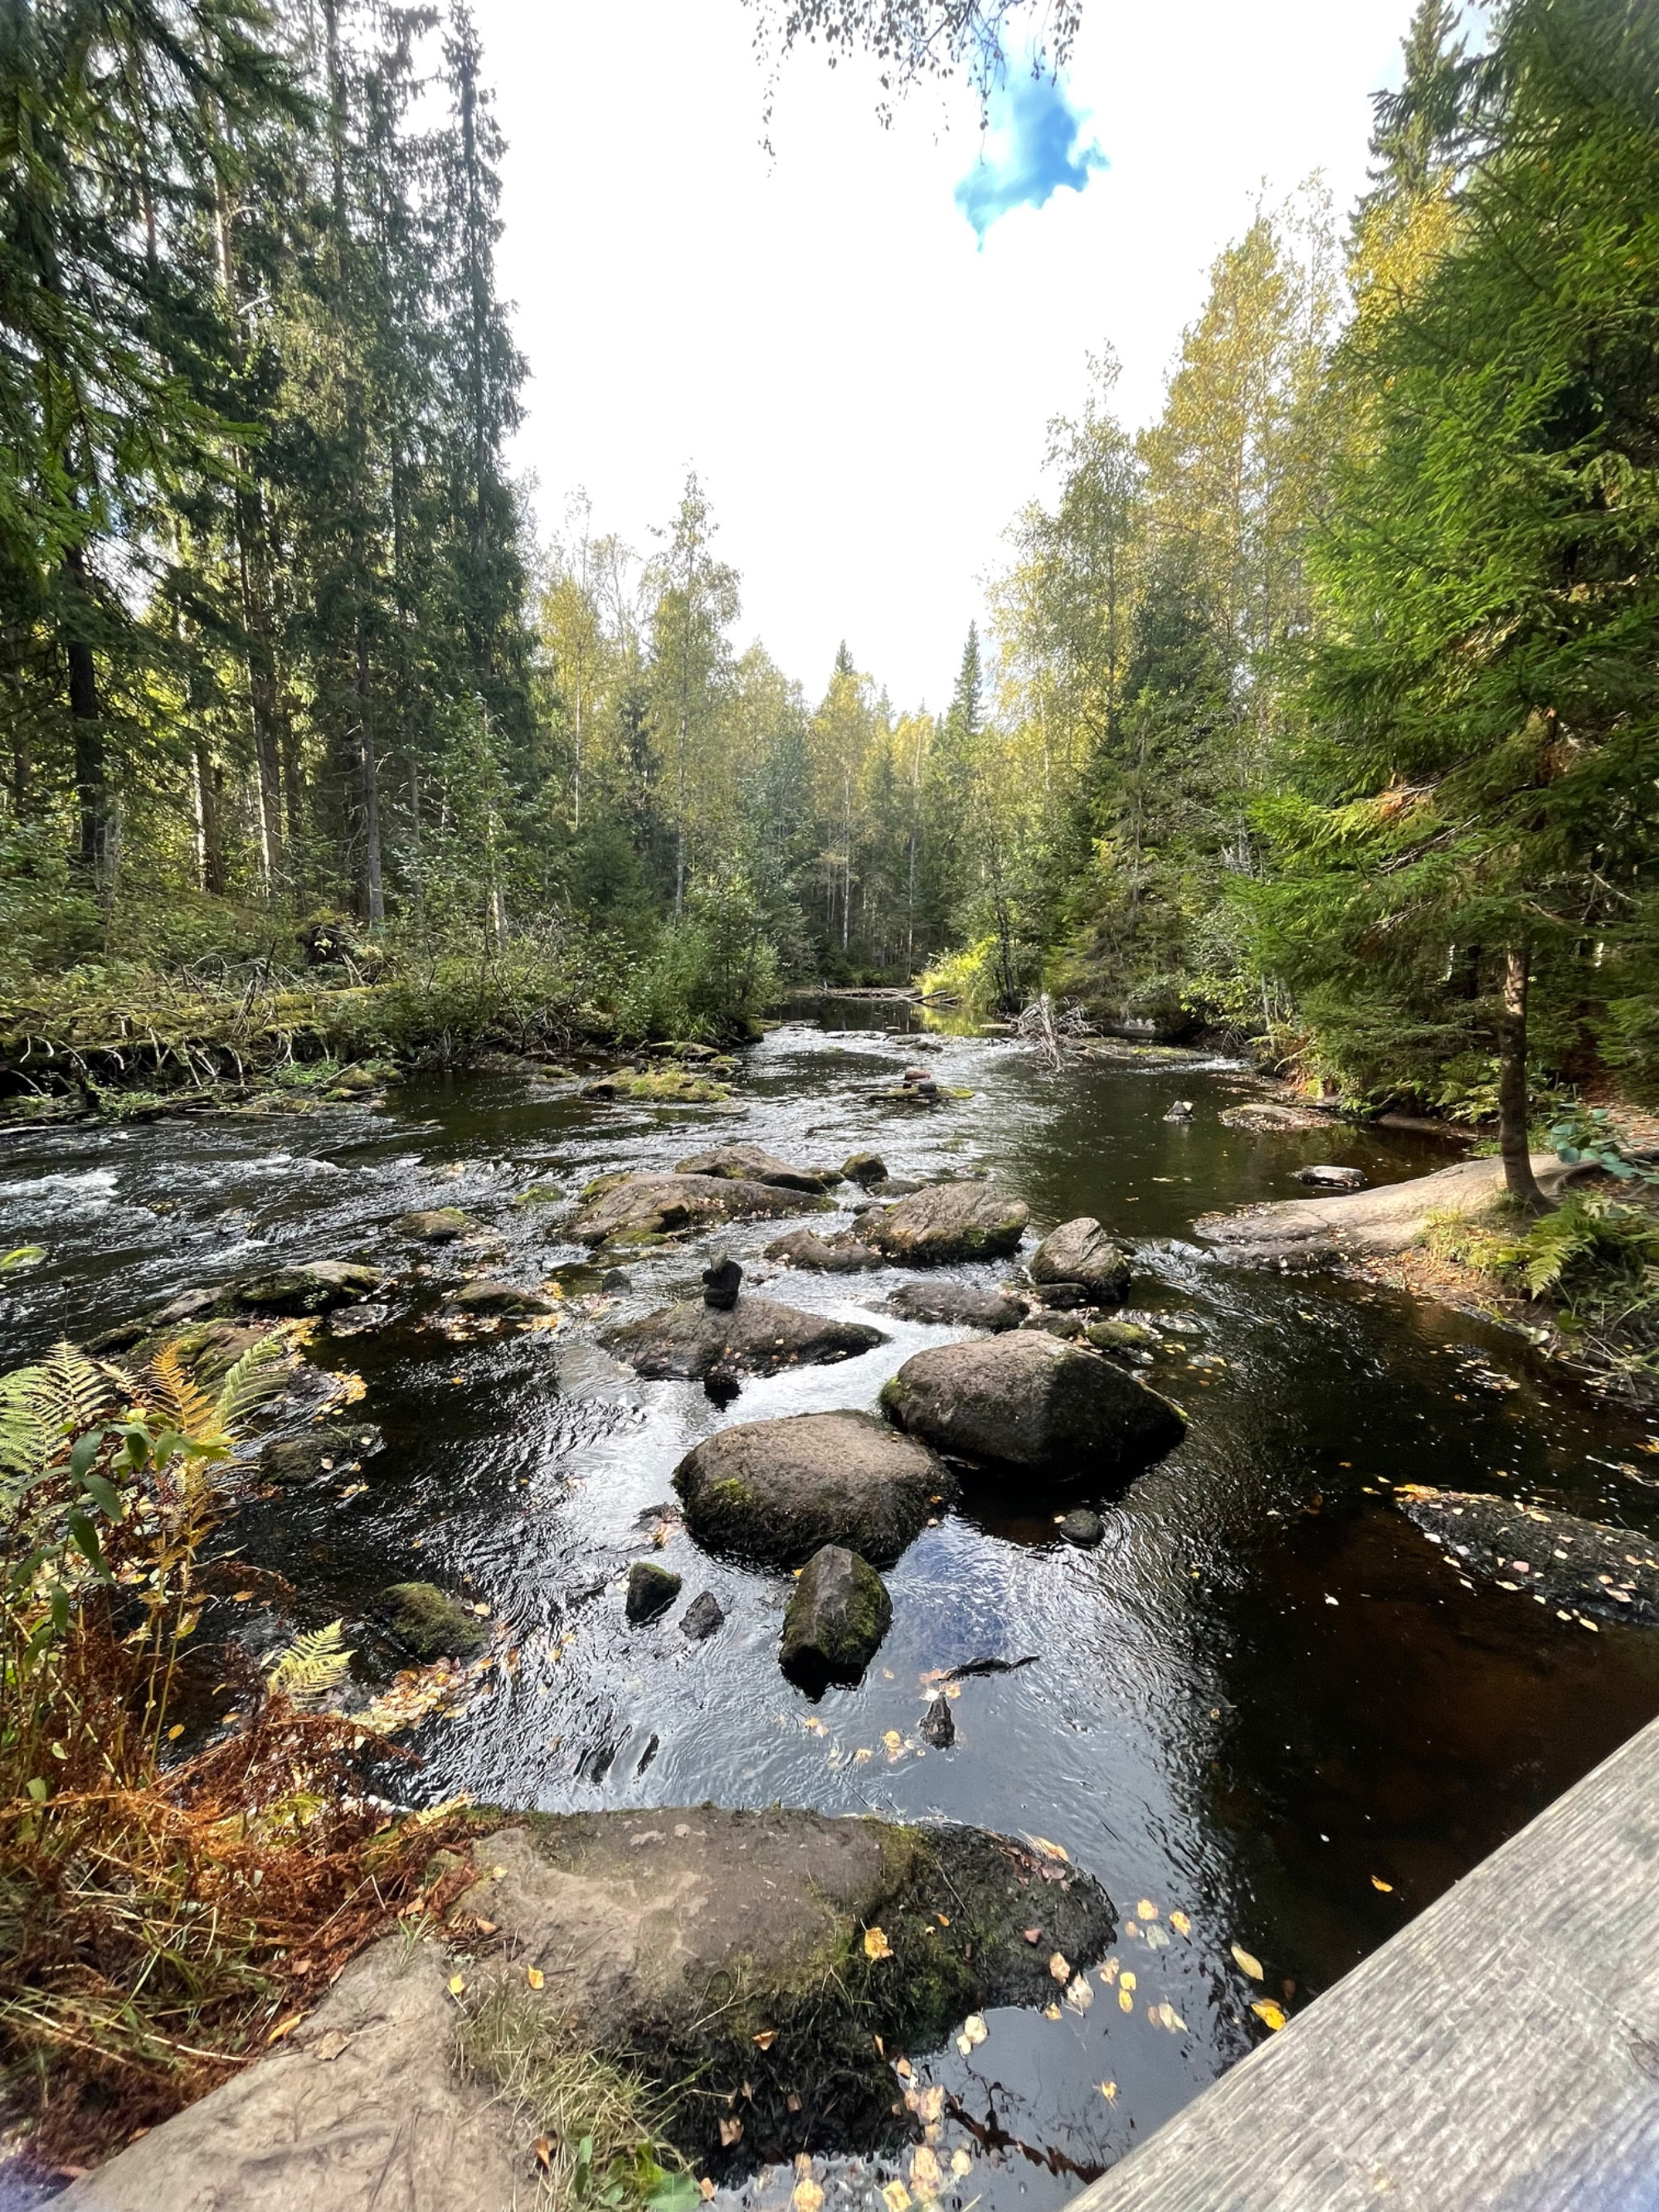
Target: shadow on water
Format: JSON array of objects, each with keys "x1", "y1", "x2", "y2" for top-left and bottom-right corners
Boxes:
[{"x1": 5, "y1": 1006, "x2": 1659, "y2": 2201}]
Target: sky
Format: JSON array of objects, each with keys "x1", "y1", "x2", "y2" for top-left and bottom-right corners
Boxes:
[{"x1": 471, "y1": 0, "x2": 1423, "y2": 710}]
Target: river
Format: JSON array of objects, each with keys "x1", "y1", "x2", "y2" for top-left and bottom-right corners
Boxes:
[{"x1": 6, "y1": 1003, "x2": 1659, "y2": 2201}]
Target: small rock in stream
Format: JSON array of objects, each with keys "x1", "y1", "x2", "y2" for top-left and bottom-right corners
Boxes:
[
  {"x1": 919, "y1": 1694, "x2": 956, "y2": 1748},
  {"x1": 1294, "y1": 1164, "x2": 1368, "y2": 1191},
  {"x1": 444, "y1": 1279, "x2": 554, "y2": 1316},
  {"x1": 377, "y1": 1581, "x2": 487, "y2": 1659},
  {"x1": 780, "y1": 1544, "x2": 892, "y2": 1690},
  {"x1": 395, "y1": 1206, "x2": 476, "y2": 1242},
  {"x1": 1028, "y1": 1218, "x2": 1131, "y2": 1306},
  {"x1": 1056, "y1": 1508, "x2": 1107, "y2": 1548},
  {"x1": 625, "y1": 1562, "x2": 683, "y2": 1625},
  {"x1": 841, "y1": 1151, "x2": 889, "y2": 1186},
  {"x1": 680, "y1": 1591, "x2": 725, "y2": 1640}
]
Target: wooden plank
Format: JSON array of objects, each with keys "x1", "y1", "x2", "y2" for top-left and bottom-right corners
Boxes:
[{"x1": 1068, "y1": 1713, "x2": 1659, "y2": 2212}]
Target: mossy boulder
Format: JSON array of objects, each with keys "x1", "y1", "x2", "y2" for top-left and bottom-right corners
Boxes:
[
  {"x1": 881, "y1": 1330, "x2": 1185, "y2": 1481},
  {"x1": 860, "y1": 1183, "x2": 1029, "y2": 1265},
  {"x1": 841, "y1": 1151, "x2": 888, "y2": 1186},
  {"x1": 780, "y1": 1545, "x2": 892, "y2": 1690},
  {"x1": 605, "y1": 1295, "x2": 885, "y2": 1380},
  {"x1": 625, "y1": 1562, "x2": 683, "y2": 1625},
  {"x1": 219, "y1": 1259, "x2": 383, "y2": 1317},
  {"x1": 1028, "y1": 1217, "x2": 1132, "y2": 1306},
  {"x1": 572, "y1": 1173, "x2": 823, "y2": 1247},
  {"x1": 443, "y1": 1278, "x2": 555, "y2": 1317},
  {"x1": 377, "y1": 1581, "x2": 486, "y2": 1659},
  {"x1": 58, "y1": 1807, "x2": 1115, "y2": 2202},
  {"x1": 674, "y1": 1410, "x2": 949, "y2": 1567},
  {"x1": 581, "y1": 1069, "x2": 731, "y2": 1104}
]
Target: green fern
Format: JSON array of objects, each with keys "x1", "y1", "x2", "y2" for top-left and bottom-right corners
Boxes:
[
  {"x1": 0, "y1": 1343, "x2": 130, "y2": 1484},
  {"x1": 214, "y1": 1331, "x2": 295, "y2": 1437},
  {"x1": 265, "y1": 1620, "x2": 353, "y2": 1705}
]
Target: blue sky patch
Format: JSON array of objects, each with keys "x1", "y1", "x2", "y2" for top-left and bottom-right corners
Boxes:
[{"x1": 955, "y1": 69, "x2": 1107, "y2": 241}]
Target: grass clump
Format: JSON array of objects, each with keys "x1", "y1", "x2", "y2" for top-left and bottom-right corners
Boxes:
[
  {"x1": 456, "y1": 1980, "x2": 694, "y2": 2212},
  {"x1": 0, "y1": 1335, "x2": 475, "y2": 2176}
]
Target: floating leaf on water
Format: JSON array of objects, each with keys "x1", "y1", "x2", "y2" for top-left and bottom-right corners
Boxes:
[
  {"x1": 910, "y1": 2146, "x2": 943, "y2": 2198},
  {"x1": 1098, "y1": 2080, "x2": 1117, "y2": 2101},
  {"x1": 1119, "y1": 1970, "x2": 1136, "y2": 1992},
  {"x1": 950, "y1": 2149, "x2": 973, "y2": 2179},
  {"x1": 1064, "y1": 1975, "x2": 1093, "y2": 2012},
  {"x1": 1145, "y1": 1924, "x2": 1171, "y2": 1950},
  {"x1": 883, "y1": 1729, "x2": 902, "y2": 1751},
  {"x1": 1156, "y1": 2003, "x2": 1187, "y2": 2033},
  {"x1": 1370, "y1": 1876, "x2": 1394, "y2": 1893},
  {"x1": 1170, "y1": 1908, "x2": 1192, "y2": 1936},
  {"x1": 916, "y1": 2086, "x2": 944, "y2": 2124},
  {"x1": 1117, "y1": 1987, "x2": 1133, "y2": 2012},
  {"x1": 1251, "y1": 2000, "x2": 1287, "y2": 2031},
  {"x1": 1048, "y1": 1951, "x2": 1071, "y2": 1982},
  {"x1": 864, "y1": 1926, "x2": 893, "y2": 1961},
  {"x1": 1137, "y1": 1899, "x2": 1158, "y2": 1920},
  {"x1": 1099, "y1": 1957, "x2": 1120, "y2": 1984},
  {"x1": 962, "y1": 2014, "x2": 987, "y2": 2047},
  {"x1": 1230, "y1": 1944, "x2": 1264, "y2": 1981},
  {"x1": 1044, "y1": 2003, "x2": 1062, "y2": 2020}
]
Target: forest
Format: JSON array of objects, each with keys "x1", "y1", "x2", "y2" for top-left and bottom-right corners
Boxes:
[{"x1": 4, "y1": 0, "x2": 1657, "y2": 1196}]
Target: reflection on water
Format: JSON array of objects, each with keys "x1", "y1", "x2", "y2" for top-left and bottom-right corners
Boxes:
[{"x1": 5, "y1": 1006, "x2": 1659, "y2": 2200}]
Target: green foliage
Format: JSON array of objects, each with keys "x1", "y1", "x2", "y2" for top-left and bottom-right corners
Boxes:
[{"x1": 616, "y1": 879, "x2": 780, "y2": 1042}]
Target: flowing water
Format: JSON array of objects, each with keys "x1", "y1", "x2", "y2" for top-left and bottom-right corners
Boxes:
[{"x1": 7, "y1": 1004, "x2": 1659, "y2": 2201}]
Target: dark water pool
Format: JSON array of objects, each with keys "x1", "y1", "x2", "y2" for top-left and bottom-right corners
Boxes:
[{"x1": 6, "y1": 1006, "x2": 1659, "y2": 2203}]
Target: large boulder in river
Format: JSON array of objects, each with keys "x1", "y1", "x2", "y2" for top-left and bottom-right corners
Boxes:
[
  {"x1": 218, "y1": 1259, "x2": 382, "y2": 1317},
  {"x1": 765, "y1": 1226, "x2": 887, "y2": 1272},
  {"x1": 1027, "y1": 1218, "x2": 1131, "y2": 1306},
  {"x1": 675, "y1": 1144, "x2": 840, "y2": 1192},
  {"x1": 57, "y1": 1810, "x2": 1114, "y2": 2203},
  {"x1": 571, "y1": 1172, "x2": 825, "y2": 1246},
  {"x1": 859, "y1": 1182, "x2": 1029, "y2": 1264},
  {"x1": 886, "y1": 1279, "x2": 1024, "y2": 1332},
  {"x1": 780, "y1": 1545, "x2": 892, "y2": 1690},
  {"x1": 881, "y1": 1330, "x2": 1185, "y2": 1479},
  {"x1": 674, "y1": 1409, "x2": 950, "y2": 1566},
  {"x1": 606, "y1": 1295, "x2": 886, "y2": 1379}
]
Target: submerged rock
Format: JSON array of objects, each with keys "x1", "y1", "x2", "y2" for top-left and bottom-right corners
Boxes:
[
  {"x1": 780, "y1": 1544, "x2": 892, "y2": 1689},
  {"x1": 219, "y1": 1259, "x2": 383, "y2": 1317},
  {"x1": 377, "y1": 1581, "x2": 486, "y2": 1659},
  {"x1": 395, "y1": 1206, "x2": 476, "y2": 1242},
  {"x1": 1027, "y1": 1218, "x2": 1131, "y2": 1306},
  {"x1": 260, "y1": 1423, "x2": 383, "y2": 1486},
  {"x1": 764, "y1": 1226, "x2": 886, "y2": 1272},
  {"x1": 443, "y1": 1279, "x2": 554, "y2": 1316},
  {"x1": 1086, "y1": 1318, "x2": 1160, "y2": 1352},
  {"x1": 1022, "y1": 1308, "x2": 1088, "y2": 1339},
  {"x1": 572, "y1": 1173, "x2": 822, "y2": 1246},
  {"x1": 674, "y1": 1409, "x2": 950, "y2": 1566},
  {"x1": 886, "y1": 1279, "x2": 1024, "y2": 1332},
  {"x1": 881, "y1": 1331, "x2": 1185, "y2": 1479},
  {"x1": 1056, "y1": 1508, "x2": 1107, "y2": 1547},
  {"x1": 606, "y1": 1296, "x2": 886, "y2": 1380},
  {"x1": 1293, "y1": 1164, "x2": 1368, "y2": 1191},
  {"x1": 675, "y1": 1145, "x2": 840, "y2": 1192},
  {"x1": 860, "y1": 1182, "x2": 1029, "y2": 1265},
  {"x1": 1398, "y1": 1486, "x2": 1659, "y2": 1627},
  {"x1": 625, "y1": 1561, "x2": 683, "y2": 1625},
  {"x1": 61, "y1": 1808, "x2": 1115, "y2": 2202}
]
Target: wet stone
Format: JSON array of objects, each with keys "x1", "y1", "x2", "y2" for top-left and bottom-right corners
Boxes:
[
  {"x1": 886, "y1": 1279, "x2": 1024, "y2": 1332},
  {"x1": 859, "y1": 1182, "x2": 1029, "y2": 1265},
  {"x1": 1398, "y1": 1486, "x2": 1659, "y2": 1627},
  {"x1": 919, "y1": 1693, "x2": 956, "y2": 1747},
  {"x1": 842, "y1": 1151, "x2": 889, "y2": 1186},
  {"x1": 260, "y1": 1423, "x2": 384, "y2": 1486},
  {"x1": 680, "y1": 1590, "x2": 725, "y2": 1640},
  {"x1": 395, "y1": 1206, "x2": 476, "y2": 1242},
  {"x1": 377, "y1": 1581, "x2": 486, "y2": 1659},
  {"x1": 626, "y1": 1561, "x2": 683, "y2": 1625},
  {"x1": 219, "y1": 1259, "x2": 383, "y2": 1317},
  {"x1": 1028, "y1": 1218, "x2": 1131, "y2": 1306},
  {"x1": 764, "y1": 1227, "x2": 886, "y2": 1273},
  {"x1": 780, "y1": 1544, "x2": 892, "y2": 1691},
  {"x1": 606, "y1": 1296, "x2": 886, "y2": 1380},
  {"x1": 1057, "y1": 1508, "x2": 1107, "y2": 1548},
  {"x1": 674, "y1": 1408, "x2": 950, "y2": 1567},
  {"x1": 444, "y1": 1279, "x2": 554, "y2": 1316}
]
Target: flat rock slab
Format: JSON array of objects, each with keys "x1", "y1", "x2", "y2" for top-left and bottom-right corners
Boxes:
[
  {"x1": 886, "y1": 1279, "x2": 1024, "y2": 1331},
  {"x1": 674, "y1": 1145, "x2": 839, "y2": 1191},
  {"x1": 572, "y1": 1173, "x2": 822, "y2": 1246},
  {"x1": 606, "y1": 1295, "x2": 886, "y2": 1378},
  {"x1": 1399, "y1": 1486, "x2": 1659, "y2": 1627},
  {"x1": 1195, "y1": 1152, "x2": 1584, "y2": 1263},
  {"x1": 881, "y1": 1330, "x2": 1185, "y2": 1480},
  {"x1": 63, "y1": 1809, "x2": 1115, "y2": 2208},
  {"x1": 860, "y1": 1183, "x2": 1030, "y2": 1264},
  {"x1": 765, "y1": 1227, "x2": 887, "y2": 1272},
  {"x1": 674, "y1": 1408, "x2": 950, "y2": 1566}
]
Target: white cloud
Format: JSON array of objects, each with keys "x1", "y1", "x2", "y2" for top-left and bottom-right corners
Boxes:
[{"x1": 476, "y1": 0, "x2": 1418, "y2": 707}]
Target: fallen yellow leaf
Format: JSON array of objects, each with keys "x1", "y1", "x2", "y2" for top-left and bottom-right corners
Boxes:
[
  {"x1": 699, "y1": 2182, "x2": 716, "y2": 2201},
  {"x1": 864, "y1": 1926, "x2": 893, "y2": 1961},
  {"x1": 881, "y1": 2184, "x2": 912, "y2": 2212},
  {"x1": 910, "y1": 2146, "x2": 943, "y2": 2198},
  {"x1": 1117, "y1": 1987, "x2": 1133, "y2": 2013},
  {"x1": 950, "y1": 2148, "x2": 973, "y2": 2179},
  {"x1": 1170, "y1": 1910, "x2": 1192, "y2": 1937},
  {"x1": 1252, "y1": 2000, "x2": 1288, "y2": 2031},
  {"x1": 526, "y1": 1966, "x2": 544, "y2": 1990},
  {"x1": 1026, "y1": 1834, "x2": 1070, "y2": 1863},
  {"x1": 962, "y1": 2014, "x2": 987, "y2": 2047},
  {"x1": 1098, "y1": 2080, "x2": 1117, "y2": 2101},
  {"x1": 916, "y1": 2085, "x2": 944, "y2": 2124},
  {"x1": 753, "y1": 2029, "x2": 777, "y2": 2050},
  {"x1": 448, "y1": 1975, "x2": 465, "y2": 1996},
  {"x1": 266, "y1": 2012, "x2": 303, "y2": 2044},
  {"x1": 1370, "y1": 1876, "x2": 1394, "y2": 1893},
  {"x1": 1120, "y1": 1970, "x2": 1136, "y2": 1991},
  {"x1": 882, "y1": 1730, "x2": 902, "y2": 1751},
  {"x1": 534, "y1": 2136, "x2": 554, "y2": 2173},
  {"x1": 1048, "y1": 1951, "x2": 1071, "y2": 1982},
  {"x1": 1230, "y1": 1944, "x2": 1264, "y2": 1981},
  {"x1": 167, "y1": 1723, "x2": 184, "y2": 1741},
  {"x1": 1137, "y1": 1899, "x2": 1159, "y2": 1920}
]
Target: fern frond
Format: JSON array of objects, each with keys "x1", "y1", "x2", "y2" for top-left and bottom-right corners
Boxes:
[
  {"x1": 0, "y1": 1344, "x2": 130, "y2": 1480},
  {"x1": 213, "y1": 1331, "x2": 295, "y2": 1439},
  {"x1": 266, "y1": 1619, "x2": 353, "y2": 1705},
  {"x1": 139, "y1": 1341, "x2": 223, "y2": 1445}
]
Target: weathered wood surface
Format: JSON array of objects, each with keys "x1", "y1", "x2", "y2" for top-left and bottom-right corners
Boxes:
[{"x1": 1068, "y1": 1713, "x2": 1659, "y2": 2211}]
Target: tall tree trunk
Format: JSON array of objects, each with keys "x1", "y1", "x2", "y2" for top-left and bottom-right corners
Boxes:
[
  {"x1": 1498, "y1": 946, "x2": 1546, "y2": 1211},
  {"x1": 236, "y1": 490, "x2": 286, "y2": 886},
  {"x1": 62, "y1": 547, "x2": 110, "y2": 882},
  {"x1": 193, "y1": 738, "x2": 225, "y2": 894},
  {"x1": 358, "y1": 627, "x2": 383, "y2": 926}
]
